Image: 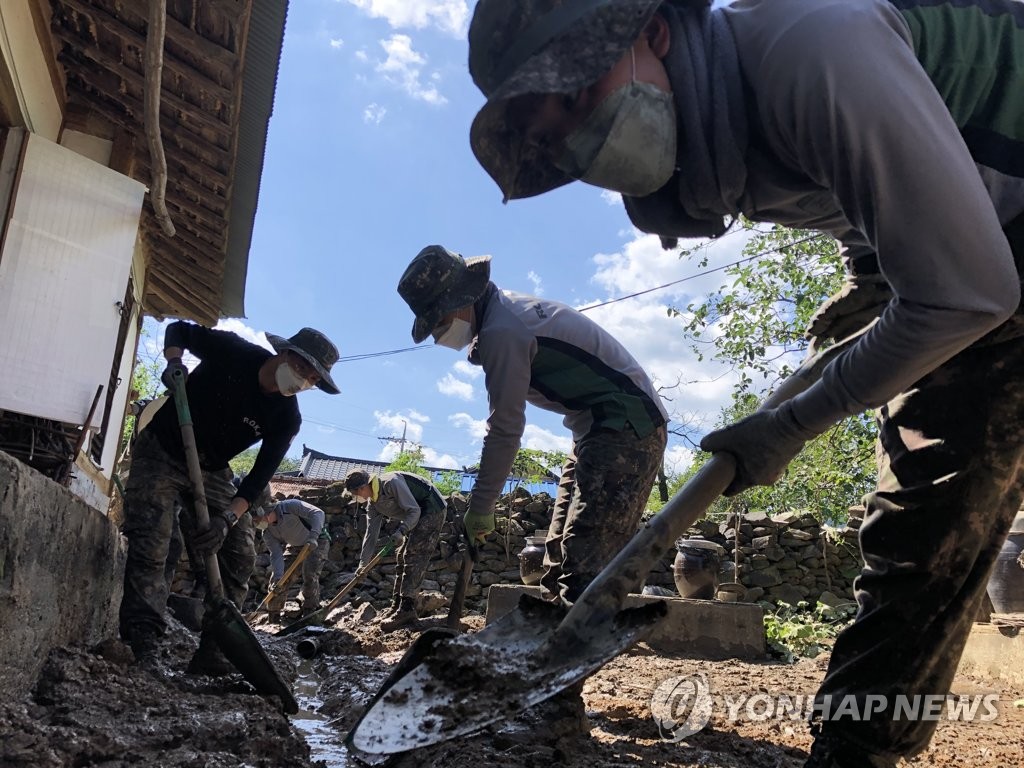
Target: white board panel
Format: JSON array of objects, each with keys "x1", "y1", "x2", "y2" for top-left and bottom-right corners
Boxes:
[{"x1": 0, "y1": 133, "x2": 145, "y2": 427}]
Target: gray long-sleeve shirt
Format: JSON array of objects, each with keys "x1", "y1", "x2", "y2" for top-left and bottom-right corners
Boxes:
[
  {"x1": 264, "y1": 498, "x2": 325, "y2": 581},
  {"x1": 466, "y1": 286, "x2": 669, "y2": 518},
  {"x1": 718, "y1": 0, "x2": 1022, "y2": 431},
  {"x1": 359, "y1": 472, "x2": 444, "y2": 566}
]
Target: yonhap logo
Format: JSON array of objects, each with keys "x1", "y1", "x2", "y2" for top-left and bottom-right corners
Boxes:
[{"x1": 649, "y1": 673, "x2": 713, "y2": 742}]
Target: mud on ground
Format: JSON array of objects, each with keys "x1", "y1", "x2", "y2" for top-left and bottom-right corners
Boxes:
[{"x1": 1, "y1": 605, "x2": 1021, "y2": 768}]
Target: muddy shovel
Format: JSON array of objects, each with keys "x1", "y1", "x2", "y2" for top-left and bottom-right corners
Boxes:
[
  {"x1": 169, "y1": 371, "x2": 298, "y2": 714},
  {"x1": 346, "y1": 331, "x2": 866, "y2": 754},
  {"x1": 275, "y1": 542, "x2": 394, "y2": 637},
  {"x1": 445, "y1": 521, "x2": 478, "y2": 630}
]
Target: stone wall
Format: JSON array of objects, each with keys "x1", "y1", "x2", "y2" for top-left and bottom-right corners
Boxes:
[
  {"x1": 0, "y1": 450, "x2": 125, "y2": 697},
  {"x1": 248, "y1": 482, "x2": 864, "y2": 615}
]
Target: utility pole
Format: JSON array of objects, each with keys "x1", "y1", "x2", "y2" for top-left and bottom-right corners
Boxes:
[{"x1": 377, "y1": 419, "x2": 408, "y2": 455}]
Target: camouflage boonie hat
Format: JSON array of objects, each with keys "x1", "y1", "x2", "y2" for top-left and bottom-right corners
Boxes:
[
  {"x1": 468, "y1": 0, "x2": 665, "y2": 201},
  {"x1": 265, "y1": 327, "x2": 341, "y2": 394},
  {"x1": 397, "y1": 245, "x2": 492, "y2": 343}
]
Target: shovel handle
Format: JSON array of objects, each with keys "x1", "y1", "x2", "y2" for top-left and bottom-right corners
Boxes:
[
  {"x1": 170, "y1": 371, "x2": 225, "y2": 601},
  {"x1": 246, "y1": 543, "x2": 312, "y2": 622},
  {"x1": 558, "y1": 330, "x2": 866, "y2": 639}
]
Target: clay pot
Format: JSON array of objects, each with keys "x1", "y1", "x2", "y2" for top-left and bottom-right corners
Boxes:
[
  {"x1": 673, "y1": 539, "x2": 722, "y2": 600},
  {"x1": 519, "y1": 532, "x2": 547, "y2": 586},
  {"x1": 986, "y1": 529, "x2": 1024, "y2": 614}
]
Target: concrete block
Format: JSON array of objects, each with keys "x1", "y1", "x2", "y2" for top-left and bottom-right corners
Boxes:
[
  {"x1": 485, "y1": 584, "x2": 765, "y2": 660},
  {"x1": 0, "y1": 450, "x2": 125, "y2": 697},
  {"x1": 956, "y1": 623, "x2": 1024, "y2": 688}
]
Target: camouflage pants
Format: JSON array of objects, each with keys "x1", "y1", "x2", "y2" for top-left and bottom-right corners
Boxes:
[
  {"x1": 815, "y1": 334, "x2": 1024, "y2": 759},
  {"x1": 267, "y1": 537, "x2": 331, "y2": 613},
  {"x1": 395, "y1": 505, "x2": 445, "y2": 599},
  {"x1": 119, "y1": 430, "x2": 255, "y2": 642},
  {"x1": 541, "y1": 424, "x2": 667, "y2": 604}
]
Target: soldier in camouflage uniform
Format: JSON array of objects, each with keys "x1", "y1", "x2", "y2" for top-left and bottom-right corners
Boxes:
[
  {"x1": 465, "y1": 0, "x2": 1024, "y2": 765},
  {"x1": 397, "y1": 244, "x2": 668, "y2": 735},
  {"x1": 121, "y1": 323, "x2": 340, "y2": 674},
  {"x1": 345, "y1": 469, "x2": 447, "y2": 630}
]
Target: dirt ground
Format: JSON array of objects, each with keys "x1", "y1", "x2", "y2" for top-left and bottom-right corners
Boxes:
[{"x1": 1, "y1": 604, "x2": 1021, "y2": 768}]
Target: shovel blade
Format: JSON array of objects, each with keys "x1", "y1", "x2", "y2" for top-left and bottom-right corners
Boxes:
[
  {"x1": 205, "y1": 598, "x2": 299, "y2": 714},
  {"x1": 347, "y1": 596, "x2": 666, "y2": 754}
]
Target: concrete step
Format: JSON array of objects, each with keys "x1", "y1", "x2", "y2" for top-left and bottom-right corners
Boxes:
[{"x1": 485, "y1": 584, "x2": 765, "y2": 660}]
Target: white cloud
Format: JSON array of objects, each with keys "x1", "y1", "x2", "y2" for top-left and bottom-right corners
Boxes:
[
  {"x1": 437, "y1": 372, "x2": 474, "y2": 400},
  {"x1": 345, "y1": 0, "x2": 469, "y2": 36},
  {"x1": 376, "y1": 441, "x2": 460, "y2": 469},
  {"x1": 450, "y1": 412, "x2": 487, "y2": 441},
  {"x1": 600, "y1": 189, "x2": 622, "y2": 206},
  {"x1": 213, "y1": 319, "x2": 274, "y2": 352},
  {"x1": 363, "y1": 103, "x2": 387, "y2": 124},
  {"x1": 355, "y1": 49, "x2": 369, "y2": 62},
  {"x1": 453, "y1": 360, "x2": 481, "y2": 379},
  {"x1": 521, "y1": 425, "x2": 572, "y2": 454},
  {"x1": 527, "y1": 270, "x2": 544, "y2": 296},
  {"x1": 373, "y1": 409, "x2": 427, "y2": 446},
  {"x1": 663, "y1": 444, "x2": 695, "y2": 475},
  {"x1": 375, "y1": 34, "x2": 447, "y2": 105},
  {"x1": 329, "y1": 38, "x2": 344, "y2": 49}
]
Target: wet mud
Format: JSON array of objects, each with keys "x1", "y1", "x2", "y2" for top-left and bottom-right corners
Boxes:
[{"x1": 1, "y1": 608, "x2": 1021, "y2": 768}]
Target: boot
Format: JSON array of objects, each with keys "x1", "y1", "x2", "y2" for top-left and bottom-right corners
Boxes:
[
  {"x1": 187, "y1": 630, "x2": 235, "y2": 676},
  {"x1": 129, "y1": 630, "x2": 162, "y2": 669},
  {"x1": 380, "y1": 596, "x2": 418, "y2": 631},
  {"x1": 536, "y1": 682, "x2": 590, "y2": 740},
  {"x1": 375, "y1": 592, "x2": 402, "y2": 621},
  {"x1": 804, "y1": 731, "x2": 897, "y2": 768}
]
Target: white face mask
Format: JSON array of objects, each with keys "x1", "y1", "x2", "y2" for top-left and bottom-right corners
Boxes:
[
  {"x1": 433, "y1": 318, "x2": 475, "y2": 351},
  {"x1": 555, "y1": 49, "x2": 677, "y2": 198},
  {"x1": 253, "y1": 519, "x2": 269, "y2": 532},
  {"x1": 275, "y1": 361, "x2": 314, "y2": 396}
]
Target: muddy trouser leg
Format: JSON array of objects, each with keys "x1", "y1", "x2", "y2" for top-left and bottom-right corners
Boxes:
[
  {"x1": 543, "y1": 425, "x2": 667, "y2": 605},
  {"x1": 164, "y1": 506, "x2": 184, "y2": 589},
  {"x1": 399, "y1": 509, "x2": 445, "y2": 598},
  {"x1": 302, "y1": 539, "x2": 331, "y2": 608},
  {"x1": 541, "y1": 448, "x2": 577, "y2": 602},
  {"x1": 120, "y1": 431, "x2": 192, "y2": 643},
  {"x1": 813, "y1": 335, "x2": 1024, "y2": 761}
]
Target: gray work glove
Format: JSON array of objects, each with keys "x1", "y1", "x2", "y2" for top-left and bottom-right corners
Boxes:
[
  {"x1": 194, "y1": 510, "x2": 233, "y2": 555},
  {"x1": 389, "y1": 525, "x2": 407, "y2": 548},
  {"x1": 805, "y1": 274, "x2": 892, "y2": 347},
  {"x1": 304, "y1": 537, "x2": 319, "y2": 551},
  {"x1": 699, "y1": 402, "x2": 818, "y2": 496},
  {"x1": 161, "y1": 357, "x2": 189, "y2": 391}
]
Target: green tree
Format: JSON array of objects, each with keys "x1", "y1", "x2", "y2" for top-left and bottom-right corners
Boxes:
[
  {"x1": 384, "y1": 447, "x2": 432, "y2": 478},
  {"x1": 509, "y1": 448, "x2": 567, "y2": 484},
  {"x1": 229, "y1": 447, "x2": 300, "y2": 478},
  {"x1": 670, "y1": 222, "x2": 877, "y2": 522}
]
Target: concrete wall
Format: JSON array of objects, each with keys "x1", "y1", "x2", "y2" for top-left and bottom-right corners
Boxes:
[{"x1": 0, "y1": 450, "x2": 125, "y2": 697}]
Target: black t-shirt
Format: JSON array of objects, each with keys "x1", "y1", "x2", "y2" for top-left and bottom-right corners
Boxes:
[{"x1": 147, "y1": 322, "x2": 301, "y2": 504}]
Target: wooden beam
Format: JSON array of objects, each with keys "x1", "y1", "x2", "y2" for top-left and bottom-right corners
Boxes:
[
  {"x1": 57, "y1": 0, "x2": 238, "y2": 80},
  {"x1": 144, "y1": 271, "x2": 218, "y2": 325},
  {"x1": 142, "y1": 217, "x2": 227, "y2": 268},
  {"x1": 54, "y1": 33, "x2": 233, "y2": 143},
  {"x1": 140, "y1": 220, "x2": 225, "y2": 277},
  {"x1": 160, "y1": 195, "x2": 229, "y2": 243},
  {"x1": 54, "y1": 0, "x2": 235, "y2": 106},
  {"x1": 136, "y1": 157, "x2": 228, "y2": 215},
  {"x1": 108, "y1": 128, "x2": 136, "y2": 176},
  {"x1": 62, "y1": 80, "x2": 231, "y2": 184}
]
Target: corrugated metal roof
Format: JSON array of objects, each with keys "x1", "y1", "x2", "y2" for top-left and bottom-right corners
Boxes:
[{"x1": 298, "y1": 446, "x2": 456, "y2": 482}]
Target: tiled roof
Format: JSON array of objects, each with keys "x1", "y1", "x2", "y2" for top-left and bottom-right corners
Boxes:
[{"x1": 297, "y1": 446, "x2": 456, "y2": 483}]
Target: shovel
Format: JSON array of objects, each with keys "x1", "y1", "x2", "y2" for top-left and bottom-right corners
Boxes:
[
  {"x1": 275, "y1": 542, "x2": 393, "y2": 637},
  {"x1": 169, "y1": 371, "x2": 298, "y2": 714},
  {"x1": 346, "y1": 331, "x2": 865, "y2": 754},
  {"x1": 445, "y1": 521, "x2": 478, "y2": 630},
  {"x1": 245, "y1": 543, "x2": 313, "y2": 624}
]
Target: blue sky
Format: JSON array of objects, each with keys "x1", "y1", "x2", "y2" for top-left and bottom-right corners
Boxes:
[{"x1": 147, "y1": 0, "x2": 756, "y2": 475}]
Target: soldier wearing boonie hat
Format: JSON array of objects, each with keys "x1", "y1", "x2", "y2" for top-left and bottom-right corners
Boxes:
[
  {"x1": 467, "y1": 1, "x2": 1024, "y2": 766},
  {"x1": 398, "y1": 243, "x2": 668, "y2": 737},
  {"x1": 120, "y1": 321, "x2": 341, "y2": 676}
]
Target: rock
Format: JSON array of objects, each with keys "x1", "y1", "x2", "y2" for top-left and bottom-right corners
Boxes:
[
  {"x1": 352, "y1": 602, "x2": 377, "y2": 623},
  {"x1": 771, "y1": 512, "x2": 800, "y2": 526},
  {"x1": 780, "y1": 529, "x2": 815, "y2": 544},
  {"x1": 642, "y1": 585, "x2": 675, "y2": 597},
  {"x1": 744, "y1": 586, "x2": 765, "y2": 602},
  {"x1": 768, "y1": 584, "x2": 808, "y2": 606},
  {"x1": 745, "y1": 567, "x2": 782, "y2": 588},
  {"x1": 751, "y1": 535, "x2": 774, "y2": 550},
  {"x1": 478, "y1": 572, "x2": 502, "y2": 587},
  {"x1": 416, "y1": 590, "x2": 448, "y2": 614}
]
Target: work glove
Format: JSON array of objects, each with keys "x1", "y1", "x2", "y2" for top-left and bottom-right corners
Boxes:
[
  {"x1": 805, "y1": 274, "x2": 892, "y2": 348},
  {"x1": 194, "y1": 510, "x2": 233, "y2": 555},
  {"x1": 389, "y1": 525, "x2": 407, "y2": 548},
  {"x1": 699, "y1": 402, "x2": 818, "y2": 496},
  {"x1": 464, "y1": 509, "x2": 495, "y2": 543},
  {"x1": 304, "y1": 537, "x2": 319, "y2": 551},
  {"x1": 161, "y1": 356, "x2": 189, "y2": 391}
]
